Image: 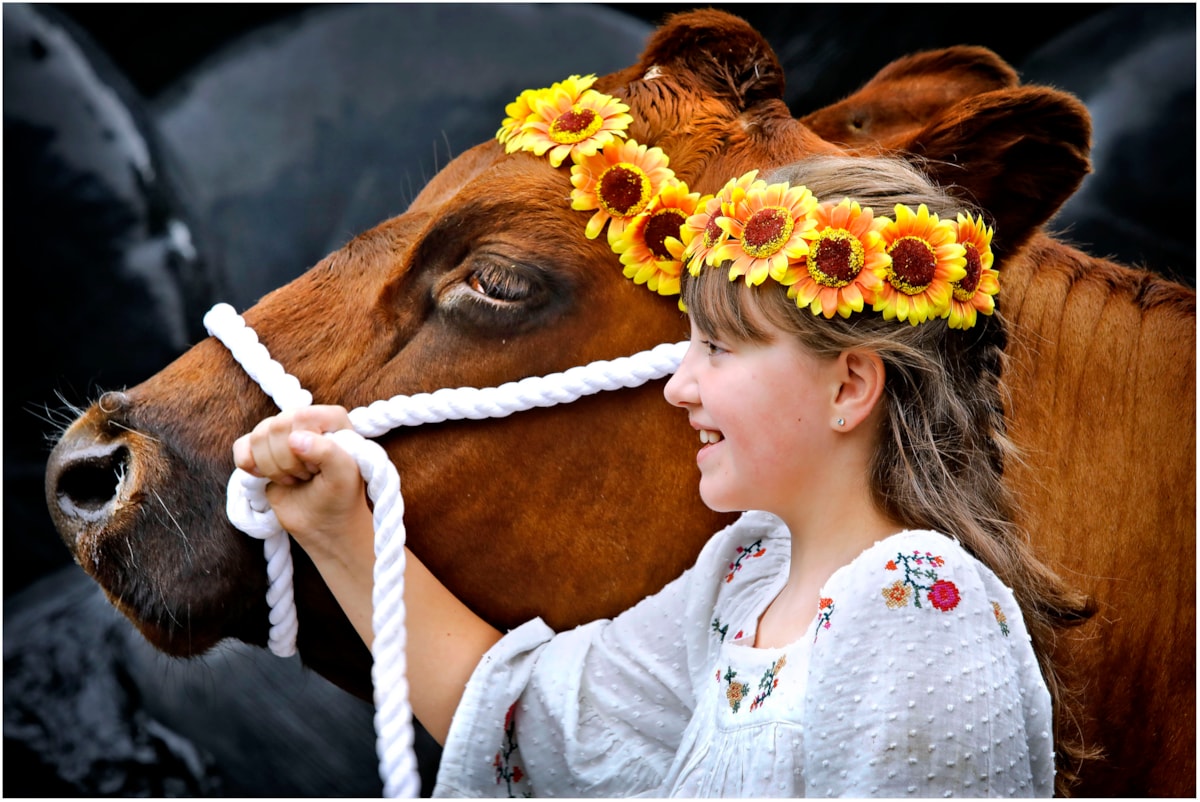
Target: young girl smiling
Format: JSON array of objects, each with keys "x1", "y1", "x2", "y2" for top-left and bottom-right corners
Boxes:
[{"x1": 234, "y1": 154, "x2": 1092, "y2": 797}]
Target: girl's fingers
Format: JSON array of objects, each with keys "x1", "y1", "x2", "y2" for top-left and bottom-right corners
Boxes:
[
  {"x1": 294, "y1": 405, "x2": 353, "y2": 433},
  {"x1": 231, "y1": 406, "x2": 355, "y2": 482},
  {"x1": 289, "y1": 430, "x2": 363, "y2": 495}
]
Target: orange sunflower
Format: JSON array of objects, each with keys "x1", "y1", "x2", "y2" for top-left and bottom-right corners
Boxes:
[
  {"x1": 946, "y1": 212, "x2": 999, "y2": 330},
  {"x1": 709, "y1": 180, "x2": 819, "y2": 286},
  {"x1": 569, "y1": 138, "x2": 675, "y2": 245},
  {"x1": 613, "y1": 177, "x2": 703, "y2": 297},
  {"x1": 873, "y1": 203, "x2": 967, "y2": 325},
  {"x1": 780, "y1": 198, "x2": 891, "y2": 319},
  {"x1": 514, "y1": 75, "x2": 632, "y2": 168},
  {"x1": 680, "y1": 170, "x2": 764, "y2": 276}
]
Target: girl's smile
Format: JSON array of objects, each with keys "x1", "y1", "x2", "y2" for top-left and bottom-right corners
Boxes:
[{"x1": 664, "y1": 319, "x2": 840, "y2": 518}]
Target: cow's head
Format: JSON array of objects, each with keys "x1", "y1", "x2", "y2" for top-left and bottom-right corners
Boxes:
[{"x1": 44, "y1": 9, "x2": 1090, "y2": 698}]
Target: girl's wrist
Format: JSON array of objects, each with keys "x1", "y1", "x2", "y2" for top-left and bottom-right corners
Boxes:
[{"x1": 294, "y1": 505, "x2": 376, "y2": 567}]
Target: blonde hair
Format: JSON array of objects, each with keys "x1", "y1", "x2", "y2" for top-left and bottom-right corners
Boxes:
[{"x1": 680, "y1": 154, "x2": 1096, "y2": 795}]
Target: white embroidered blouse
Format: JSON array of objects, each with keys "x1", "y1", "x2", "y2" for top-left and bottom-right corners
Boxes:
[{"x1": 433, "y1": 511, "x2": 1054, "y2": 797}]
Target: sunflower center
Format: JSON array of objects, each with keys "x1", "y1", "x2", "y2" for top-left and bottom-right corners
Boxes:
[
  {"x1": 887, "y1": 236, "x2": 937, "y2": 295},
  {"x1": 808, "y1": 229, "x2": 864, "y2": 288},
  {"x1": 953, "y1": 243, "x2": 983, "y2": 300},
  {"x1": 741, "y1": 207, "x2": 794, "y2": 258},
  {"x1": 549, "y1": 105, "x2": 603, "y2": 145},
  {"x1": 644, "y1": 208, "x2": 688, "y2": 260},
  {"x1": 702, "y1": 215, "x2": 724, "y2": 248},
  {"x1": 597, "y1": 163, "x2": 652, "y2": 218}
]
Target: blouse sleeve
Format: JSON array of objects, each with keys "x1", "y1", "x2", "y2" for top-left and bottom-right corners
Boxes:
[
  {"x1": 801, "y1": 531, "x2": 1055, "y2": 798},
  {"x1": 433, "y1": 520, "x2": 751, "y2": 798}
]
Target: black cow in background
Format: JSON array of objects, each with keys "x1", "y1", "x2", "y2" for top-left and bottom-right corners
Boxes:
[{"x1": 5, "y1": 3, "x2": 1193, "y2": 795}]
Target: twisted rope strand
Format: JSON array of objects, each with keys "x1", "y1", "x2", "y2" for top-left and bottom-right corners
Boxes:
[{"x1": 202, "y1": 302, "x2": 685, "y2": 797}]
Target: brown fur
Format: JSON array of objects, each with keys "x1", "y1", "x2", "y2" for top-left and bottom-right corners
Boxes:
[{"x1": 45, "y1": 10, "x2": 1194, "y2": 797}]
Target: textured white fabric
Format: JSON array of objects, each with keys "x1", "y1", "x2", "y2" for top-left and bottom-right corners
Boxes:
[{"x1": 434, "y1": 511, "x2": 1053, "y2": 798}]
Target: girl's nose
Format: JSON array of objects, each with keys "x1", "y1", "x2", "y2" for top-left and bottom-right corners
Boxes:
[{"x1": 664, "y1": 343, "x2": 699, "y2": 408}]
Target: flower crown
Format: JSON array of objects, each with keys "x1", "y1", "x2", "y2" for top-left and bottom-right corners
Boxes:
[{"x1": 497, "y1": 74, "x2": 998, "y2": 329}]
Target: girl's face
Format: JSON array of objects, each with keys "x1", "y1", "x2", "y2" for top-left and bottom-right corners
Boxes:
[{"x1": 663, "y1": 315, "x2": 841, "y2": 517}]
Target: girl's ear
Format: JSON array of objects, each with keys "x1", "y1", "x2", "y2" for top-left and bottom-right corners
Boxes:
[{"x1": 831, "y1": 350, "x2": 886, "y2": 431}]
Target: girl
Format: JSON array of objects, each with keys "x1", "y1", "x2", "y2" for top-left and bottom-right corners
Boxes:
[{"x1": 233, "y1": 155, "x2": 1092, "y2": 797}]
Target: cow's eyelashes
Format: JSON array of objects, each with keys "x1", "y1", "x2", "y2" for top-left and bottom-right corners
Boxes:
[
  {"x1": 436, "y1": 256, "x2": 551, "y2": 320},
  {"x1": 466, "y1": 263, "x2": 534, "y2": 304}
]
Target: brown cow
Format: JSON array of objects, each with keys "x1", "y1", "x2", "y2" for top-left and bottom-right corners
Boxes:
[{"x1": 44, "y1": 10, "x2": 1194, "y2": 797}]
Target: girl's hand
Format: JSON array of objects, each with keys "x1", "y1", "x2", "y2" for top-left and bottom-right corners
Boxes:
[
  {"x1": 232, "y1": 405, "x2": 373, "y2": 563},
  {"x1": 234, "y1": 409, "x2": 503, "y2": 738}
]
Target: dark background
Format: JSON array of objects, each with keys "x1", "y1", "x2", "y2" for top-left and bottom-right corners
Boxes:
[{"x1": 50, "y1": 4, "x2": 1121, "y2": 105}]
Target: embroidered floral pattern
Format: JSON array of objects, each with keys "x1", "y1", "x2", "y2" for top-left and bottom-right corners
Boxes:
[
  {"x1": 722, "y1": 667, "x2": 751, "y2": 713},
  {"x1": 813, "y1": 596, "x2": 835, "y2": 642},
  {"x1": 725, "y1": 539, "x2": 766, "y2": 583},
  {"x1": 721, "y1": 656, "x2": 787, "y2": 714},
  {"x1": 711, "y1": 618, "x2": 744, "y2": 642},
  {"x1": 750, "y1": 655, "x2": 787, "y2": 711},
  {"x1": 494, "y1": 704, "x2": 530, "y2": 797},
  {"x1": 882, "y1": 550, "x2": 960, "y2": 611},
  {"x1": 992, "y1": 600, "x2": 1011, "y2": 636}
]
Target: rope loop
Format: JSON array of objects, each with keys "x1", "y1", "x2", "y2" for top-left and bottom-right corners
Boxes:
[{"x1": 204, "y1": 301, "x2": 685, "y2": 797}]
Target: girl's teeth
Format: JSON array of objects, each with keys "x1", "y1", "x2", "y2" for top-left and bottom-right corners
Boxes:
[{"x1": 700, "y1": 429, "x2": 723, "y2": 445}]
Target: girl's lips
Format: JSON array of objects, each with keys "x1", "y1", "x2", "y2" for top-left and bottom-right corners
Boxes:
[{"x1": 696, "y1": 429, "x2": 723, "y2": 465}]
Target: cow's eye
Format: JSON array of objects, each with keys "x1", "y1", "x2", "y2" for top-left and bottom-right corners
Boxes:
[
  {"x1": 436, "y1": 255, "x2": 549, "y2": 320},
  {"x1": 467, "y1": 262, "x2": 534, "y2": 304}
]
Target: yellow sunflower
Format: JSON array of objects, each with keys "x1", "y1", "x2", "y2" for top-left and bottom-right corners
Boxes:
[
  {"x1": 873, "y1": 203, "x2": 967, "y2": 325},
  {"x1": 613, "y1": 177, "x2": 703, "y2": 296},
  {"x1": 496, "y1": 87, "x2": 542, "y2": 151},
  {"x1": 514, "y1": 75, "x2": 632, "y2": 168},
  {"x1": 709, "y1": 180, "x2": 819, "y2": 286},
  {"x1": 946, "y1": 212, "x2": 999, "y2": 330},
  {"x1": 780, "y1": 198, "x2": 891, "y2": 319},
  {"x1": 680, "y1": 170, "x2": 764, "y2": 276},
  {"x1": 569, "y1": 138, "x2": 675, "y2": 245}
]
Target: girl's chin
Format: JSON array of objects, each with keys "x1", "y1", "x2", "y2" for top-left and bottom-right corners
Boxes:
[{"x1": 697, "y1": 479, "x2": 746, "y2": 514}]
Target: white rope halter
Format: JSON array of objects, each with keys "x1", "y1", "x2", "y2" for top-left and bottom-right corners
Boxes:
[{"x1": 202, "y1": 302, "x2": 685, "y2": 797}]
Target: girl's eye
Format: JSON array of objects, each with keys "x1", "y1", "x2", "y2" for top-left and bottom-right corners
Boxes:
[{"x1": 701, "y1": 339, "x2": 726, "y2": 356}]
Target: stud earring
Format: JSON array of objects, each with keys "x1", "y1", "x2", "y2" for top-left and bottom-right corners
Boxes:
[{"x1": 836, "y1": 418, "x2": 845, "y2": 427}]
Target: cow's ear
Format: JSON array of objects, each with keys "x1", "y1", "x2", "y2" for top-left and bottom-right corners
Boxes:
[
  {"x1": 799, "y1": 46, "x2": 1019, "y2": 147},
  {"x1": 906, "y1": 87, "x2": 1092, "y2": 257},
  {"x1": 633, "y1": 9, "x2": 785, "y2": 111}
]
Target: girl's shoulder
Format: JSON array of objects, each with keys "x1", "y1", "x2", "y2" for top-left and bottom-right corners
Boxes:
[
  {"x1": 701, "y1": 510, "x2": 792, "y2": 581},
  {"x1": 815, "y1": 529, "x2": 1022, "y2": 643}
]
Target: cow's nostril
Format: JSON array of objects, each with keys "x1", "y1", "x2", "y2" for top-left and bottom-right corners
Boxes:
[{"x1": 56, "y1": 445, "x2": 129, "y2": 520}]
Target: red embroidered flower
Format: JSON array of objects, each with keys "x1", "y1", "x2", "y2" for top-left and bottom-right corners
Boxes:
[
  {"x1": 928, "y1": 579, "x2": 961, "y2": 611},
  {"x1": 885, "y1": 560, "x2": 897, "y2": 571},
  {"x1": 511, "y1": 767, "x2": 524, "y2": 784},
  {"x1": 819, "y1": 597, "x2": 833, "y2": 610}
]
